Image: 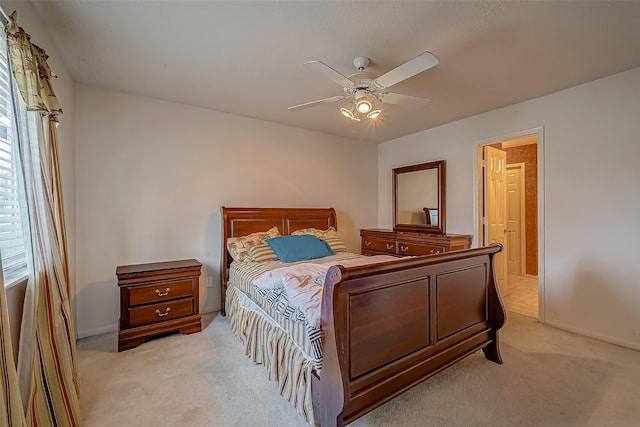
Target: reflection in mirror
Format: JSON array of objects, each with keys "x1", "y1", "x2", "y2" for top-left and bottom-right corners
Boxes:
[
  {"x1": 393, "y1": 160, "x2": 445, "y2": 234},
  {"x1": 397, "y1": 168, "x2": 439, "y2": 225}
]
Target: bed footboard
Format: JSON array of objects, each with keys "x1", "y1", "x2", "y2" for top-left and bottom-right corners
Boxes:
[{"x1": 319, "y1": 244, "x2": 504, "y2": 427}]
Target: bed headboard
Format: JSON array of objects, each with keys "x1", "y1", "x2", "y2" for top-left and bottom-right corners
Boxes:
[{"x1": 219, "y1": 206, "x2": 338, "y2": 315}]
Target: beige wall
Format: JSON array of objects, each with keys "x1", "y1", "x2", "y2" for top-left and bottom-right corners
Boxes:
[
  {"x1": 378, "y1": 66, "x2": 640, "y2": 350},
  {"x1": 5, "y1": 279, "x2": 26, "y2": 363},
  {"x1": 74, "y1": 85, "x2": 378, "y2": 337}
]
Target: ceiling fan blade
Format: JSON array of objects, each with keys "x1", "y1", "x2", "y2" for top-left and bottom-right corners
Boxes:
[
  {"x1": 288, "y1": 95, "x2": 346, "y2": 111},
  {"x1": 378, "y1": 92, "x2": 431, "y2": 106},
  {"x1": 304, "y1": 60, "x2": 354, "y2": 88},
  {"x1": 373, "y1": 51, "x2": 439, "y2": 89}
]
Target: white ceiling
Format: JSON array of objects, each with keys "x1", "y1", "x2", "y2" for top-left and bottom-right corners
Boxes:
[{"x1": 31, "y1": 1, "x2": 640, "y2": 144}]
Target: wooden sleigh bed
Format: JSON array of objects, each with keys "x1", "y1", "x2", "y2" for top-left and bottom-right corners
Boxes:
[{"x1": 220, "y1": 207, "x2": 505, "y2": 427}]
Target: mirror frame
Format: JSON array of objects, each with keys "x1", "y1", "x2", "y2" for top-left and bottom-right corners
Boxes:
[{"x1": 393, "y1": 160, "x2": 446, "y2": 235}]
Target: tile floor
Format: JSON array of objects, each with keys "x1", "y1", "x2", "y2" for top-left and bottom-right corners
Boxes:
[{"x1": 502, "y1": 274, "x2": 538, "y2": 318}]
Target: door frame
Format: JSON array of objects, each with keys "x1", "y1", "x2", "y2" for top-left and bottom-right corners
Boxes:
[
  {"x1": 473, "y1": 126, "x2": 545, "y2": 321},
  {"x1": 506, "y1": 162, "x2": 526, "y2": 277}
]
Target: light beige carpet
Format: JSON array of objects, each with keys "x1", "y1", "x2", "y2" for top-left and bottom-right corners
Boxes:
[{"x1": 78, "y1": 312, "x2": 640, "y2": 426}]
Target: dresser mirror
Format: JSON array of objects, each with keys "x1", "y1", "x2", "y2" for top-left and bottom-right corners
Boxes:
[{"x1": 393, "y1": 160, "x2": 446, "y2": 235}]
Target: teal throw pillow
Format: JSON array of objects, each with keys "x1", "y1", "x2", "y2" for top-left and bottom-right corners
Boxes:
[{"x1": 266, "y1": 235, "x2": 335, "y2": 263}]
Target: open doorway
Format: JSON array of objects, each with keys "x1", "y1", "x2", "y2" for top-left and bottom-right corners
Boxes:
[{"x1": 478, "y1": 133, "x2": 540, "y2": 319}]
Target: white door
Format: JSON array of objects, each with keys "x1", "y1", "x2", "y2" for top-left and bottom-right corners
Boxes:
[
  {"x1": 506, "y1": 164, "x2": 524, "y2": 276},
  {"x1": 484, "y1": 146, "x2": 508, "y2": 296}
]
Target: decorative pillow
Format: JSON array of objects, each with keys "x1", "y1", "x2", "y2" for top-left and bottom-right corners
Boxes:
[
  {"x1": 227, "y1": 226, "x2": 280, "y2": 262},
  {"x1": 248, "y1": 243, "x2": 278, "y2": 262},
  {"x1": 292, "y1": 227, "x2": 348, "y2": 252},
  {"x1": 266, "y1": 235, "x2": 335, "y2": 263},
  {"x1": 323, "y1": 236, "x2": 347, "y2": 252}
]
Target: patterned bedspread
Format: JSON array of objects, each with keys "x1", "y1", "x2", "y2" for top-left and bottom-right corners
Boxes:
[{"x1": 228, "y1": 252, "x2": 397, "y2": 371}]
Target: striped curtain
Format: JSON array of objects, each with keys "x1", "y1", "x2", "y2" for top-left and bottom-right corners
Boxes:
[
  {"x1": 0, "y1": 266, "x2": 26, "y2": 427},
  {"x1": 4, "y1": 11, "x2": 80, "y2": 426}
]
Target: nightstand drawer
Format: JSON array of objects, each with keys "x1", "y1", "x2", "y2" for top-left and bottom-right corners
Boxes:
[
  {"x1": 128, "y1": 297, "x2": 194, "y2": 328},
  {"x1": 128, "y1": 278, "x2": 195, "y2": 306},
  {"x1": 397, "y1": 243, "x2": 445, "y2": 256},
  {"x1": 362, "y1": 238, "x2": 397, "y2": 254}
]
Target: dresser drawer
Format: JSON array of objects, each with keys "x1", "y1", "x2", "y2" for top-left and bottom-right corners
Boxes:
[
  {"x1": 128, "y1": 297, "x2": 194, "y2": 327},
  {"x1": 362, "y1": 249, "x2": 400, "y2": 257},
  {"x1": 397, "y1": 242, "x2": 445, "y2": 256},
  {"x1": 128, "y1": 278, "x2": 195, "y2": 306},
  {"x1": 362, "y1": 237, "x2": 397, "y2": 254},
  {"x1": 360, "y1": 229, "x2": 472, "y2": 259}
]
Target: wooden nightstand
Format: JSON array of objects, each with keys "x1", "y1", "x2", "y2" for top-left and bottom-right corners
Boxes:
[{"x1": 116, "y1": 259, "x2": 202, "y2": 351}]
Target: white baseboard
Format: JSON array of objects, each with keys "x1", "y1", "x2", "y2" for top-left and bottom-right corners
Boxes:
[
  {"x1": 542, "y1": 319, "x2": 640, "y2": 351},
  {"x1": 77, "y1": 323, "x2": 118, "y2": 339}
]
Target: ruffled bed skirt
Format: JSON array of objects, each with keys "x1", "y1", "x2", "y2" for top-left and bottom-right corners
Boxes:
[{"x1": 226, "y1": 286, "x2": 316, "y2": 425}]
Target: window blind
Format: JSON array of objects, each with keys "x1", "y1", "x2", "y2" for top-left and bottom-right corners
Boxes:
[{"x1": 0, "y1": 27, "x2": 28, "y2": 285}]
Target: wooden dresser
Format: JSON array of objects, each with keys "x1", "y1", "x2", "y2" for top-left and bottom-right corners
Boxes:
[
  {"x1": 360, "y1": 228, "x2": 472, "y2": 257},
  {"x1": 116, "y1": 259, "x2": 202, "y2": 351}
]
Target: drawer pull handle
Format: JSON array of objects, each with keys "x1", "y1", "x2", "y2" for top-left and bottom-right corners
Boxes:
[
  {"x1": 155, "y1": 308, "x2": 171, "y2": 317},
  {"x1": 364, "y1": 241, "x2": 371, "y2": 246},
  {"x1": 386, "y1": 244, "x2": 394, "y2": 250},
  {"x1": 400, "y1": 245, "x2": 408, "y2": 252},
  {"x1": 155, "y1": 288, "x2": 170, "y2": 297}
]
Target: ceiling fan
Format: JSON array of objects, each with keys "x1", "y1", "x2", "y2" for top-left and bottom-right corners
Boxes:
[{"x1": 288, "y1": 51, "x2": 439, "y2": 122}]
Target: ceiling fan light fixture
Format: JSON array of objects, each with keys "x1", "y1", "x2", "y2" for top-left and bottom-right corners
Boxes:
[
  {"x1": 367, "y1": 109, "x2": 381, "y2": 119},
  {"x1": 354, "y1": 89, "x2": 373, "y2": 114},
  {"x1": 356, "y1": 99, "x2": 373, "y2": 114},
  {"x1": 340, "y1": 94, "x2": 380, "y2": 121},
  {"x1": 340, "y1": 107, "x2": 355, "y2": 119}
]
